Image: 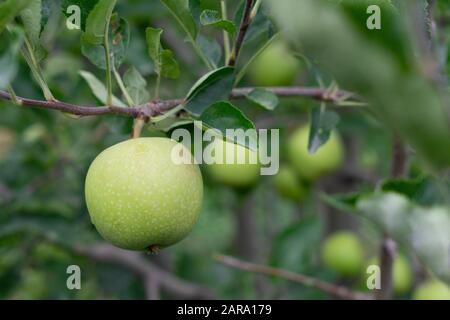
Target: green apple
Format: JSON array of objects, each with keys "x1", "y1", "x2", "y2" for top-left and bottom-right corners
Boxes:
[
  {"x1": 85, "y1": 138, "x2": 203, "y2": 251},
  {"x1": 287, "y1": 126, "x2": 344, "y2": 181},
  {"x1": 366, "y1": 254, "x2": 413, "y2": 295},
  {"x1": 248, "y1": 39, "x2": 300, "y2": 87},
  {"x1": 274, "y1": 165, "x2": 305, "y2": 201},
  {"x1": 321, "y1": 231, "x2": 364, "y2": 277},
  {"x1": 413, "y1": 280, "x2": 450, "y2": 300},
  {"x1": 391, "y1": 255, "x2": 413, "y2": 295},
  {"x1": 206, "y1": 139, "x2": 261, "y2": 188},
  {"x1": 0, "y1": 127, "x2": 16, "y2": 160}
]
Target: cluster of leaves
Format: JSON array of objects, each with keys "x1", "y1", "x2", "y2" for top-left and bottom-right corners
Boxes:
[{"x1": 1, "y1": 0, "x2": 281, "y2": 141}]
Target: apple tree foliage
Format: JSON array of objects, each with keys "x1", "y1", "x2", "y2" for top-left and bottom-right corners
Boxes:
[{"x1": 0, "y1": 0, "x2": 449, "y2": 299}]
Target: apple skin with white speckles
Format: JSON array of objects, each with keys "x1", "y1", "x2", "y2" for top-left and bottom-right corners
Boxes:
[{"x1": 85, "y1": 138, "x2": 203, "y2": 251}]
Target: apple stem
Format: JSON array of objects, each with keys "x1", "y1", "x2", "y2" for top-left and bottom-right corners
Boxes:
[
  {"x1": 132, "y1": 118, "x2": 146, "y2": 139},
  {"x1": 147, "y1": 245, "x2": 160, "y2": 254}
]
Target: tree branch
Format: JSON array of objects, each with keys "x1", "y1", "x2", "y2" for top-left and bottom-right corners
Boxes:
[
  {"x1": 375, "y1": 138, "x2": 407, "y2": 300},
  {"x1": 425, "y1": 0, "x2": 436, "y2": 40},
  {"x1": 75, "y1": 244, "x2": 214, "y2": 300},
  {"x1": 375, "y1": 236, "x2": 397, "y2": 300},
  {"x1": 0, "y1": 87, "x2": 357, "y2": 118},
  {"x1": 214, "y1": 254, "x2": 373, "y2": 300},
  {"x1": 391, "y1": 138, "x2": 408, "y2": 178},
  {"x1": 228, "y1": 0, "x2": 254, "y2": 66}
]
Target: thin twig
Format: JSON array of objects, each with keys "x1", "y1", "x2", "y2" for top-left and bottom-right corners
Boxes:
[
  {"x1": 160, "y1": 1, "x2": 214, "y2": 70},
  {"x1": 231, "y1": 86, "x2": 357, "y2": 101},
  {"x1": 376, "y1": 237, "x2": 397, "y2": 300},
  {"x1": 221, "y1": 0, "x2": 232, "y2": 64},
  {"x1": 425, "y1": 0, "x2": 436, "y2": 40},
  {"x1": 228, "y1": 0, "x2": 254, "y2": 66},
  {"x1": 104, "y1": 17, "x2": 113, "y2": 106},
  {"x1": 0, "y1": 87, "x2": 358, "y2": 118},
  {"x1": 215, "y1": 254, "x2": 373, "y2": 300},
  {"x1": 407, "y1": 1, "x2": 440, "y2": 83},
  {"x1": 75, "y1": 244, "x2": 215, "y2": 300},
  {"x1": 153, "y1": 18, "x2": 196, "y2": 65},
  {"x1": 391, "y1": 138, "x2": 408, "y2": 178},
  {"x1": 376, "y1": 138, "x2": 407, "y2": 300},
  {"x1": 132, "y1": 117, "x2": 146, "y2": 139}
]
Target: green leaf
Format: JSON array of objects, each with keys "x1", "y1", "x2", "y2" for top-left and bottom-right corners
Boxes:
[
  {"x1": 83, "y1": 0, "x2": 117, "y2": 45},
  {"x1": 79, "y1": 70, "x2": 127, "y2": 107},
  {"x1": 308, "y1": 107, "x2": 340, "y2": 154},
  {"x1": 200, "y1": 101, "x2": 256, "y2": 149},
  {"x1": 197, "y1": 35, "x2": 221, "y2": 68},
  {"x1": 160, "y1": 49, "x2": 180, "y2": 79},
  {"x1": 0, "y1": 27, "x2": 25, "y2": 89},
  {"x1": 189, "y1": 0, "x2": 202, "y2": 27},
  {"x1": 235, "y1": 33, "x2": 280, "y2": 85},
  {"x1": 149, "y1": 118, "x2": 194, "y2": 133},
  {"x1": 245, "y1": 88, "x2": 279, "y2": 110},
  {"x1": 108, "y1": 14, "x2": 130, "y2": 64},
  {"x1": 321, "y1": 192, "x2": 363, "y2": 213},
  {"x1": 145, "y1": 27, "x2": 180, "y2": 79},
  {"x1": 81, "y1": 14, "x2": 130, "y2": 69},
  {"x1": 123, "y1": 67, "x2": 150, "y2": 106},
  {"x1": 160, "y1": 0, "x2": 197, "y2": 41},
  {"x1": 80, "y1": 36, "x2": 105, "y2": 68},
  {"x1": 185, "y1": 66, "x2": 235, "y2": 115},
  {"x1": 382, "y1": 178, "x2": 427, "y2": 202},
  {"x1": 381, "y1": 177, "x2": 448, "y2": 207},
  {"x1": 145, "y1": 27, "x2": 162, "y2": 72},
  {"x1": 20, "y1": 0, "x2": 42, "y2": 47},
  {"x1": 41, "y1": 0, "x2": 52, "y2": 29},
  {"x1": 61, "y1": 0, "x2": 98, "y2": 31},
  {"x1": 0, "y1": 0, "x2": 34, "y2": 35},
  {"x1": 356, "y1": 192, "x2": 450, "y2": 283},
  {"x1": 20, "y1": 0, "x2": 47, "y2": 62},
  {"x1": 200, "y1": 9, "x2": 237, "y2": 35}
]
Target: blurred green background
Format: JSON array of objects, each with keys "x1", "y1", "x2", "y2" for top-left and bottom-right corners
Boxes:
[{"x1": 0, "y1": 0, "x2": 449, "y2": 300}]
